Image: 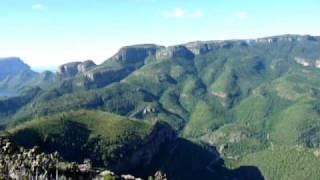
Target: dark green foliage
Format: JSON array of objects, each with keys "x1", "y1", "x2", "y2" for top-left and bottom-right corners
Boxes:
[
  {"x1": 2, "y1": 35, "x2": 320, "y2": 179},
  {"x1": 9, "y1": 110, "x2": 155, "y2": 169}
]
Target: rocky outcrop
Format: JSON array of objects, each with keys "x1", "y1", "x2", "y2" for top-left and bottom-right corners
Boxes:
[
  {"x1": 84, "y1": 67, "x2": 134, "y2": 88},
  {"x1": 295, "y1": 57, "x2": 310, "y2": 67},
  {"x1": 56, "y1": 61, "x2": 81, "y2": 79},
  {"x1": 56, "y1": 60, "x2": 96, "y2": 79},
  {"x1": 316, "y1": 60, "x2": 320, "y2": 68},
  {"x1": 255, "y1": 35, "x2": 319, "y2": 44},
  {"x1": 110, "y1": 44, "x2": 161, "y2": 63},
  {"x1": 0, "y1": 135, "x2": 168, "y2": 180},
  {"x1": 181, "y1": 35, "x2": 320, "y2": 55},
  {"x1": 125, "y1": 122, "x2": 177, "y2": 170},
  {"x1": 0, "y1": 136, "x2": 96, "y2": 179},
  {"x1": 185, "y1": 42, "x2": 210, "y2": 55},
  {"x1": 82, "y1": 45, "x2": 162, "y2": 88},
  {"x1": 156, "y1": 45, "x2": 195, "y2": 60},
  {"x1": 77, "y1": 60, "x2": 96, "y2": 74}
]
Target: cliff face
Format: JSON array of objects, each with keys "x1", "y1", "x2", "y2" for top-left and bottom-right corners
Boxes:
[
  {"x1": 73, "y1": 44, "x2": 196, "y2": 89},
  {"x1": 184, "y1": 42, "x2": 210, "y2": 55},
  {"x1": 110, "y1": 44, "x2": 161, "y2": 63},
  {"x1": 156, "y1": 45, "x2": 195, "y2": 60},
  {"x1": 56, "y1": 62, "x2": 81, "y2": 79},
  {"x1": 80, "y1": 45, "x2": 162, "y2": 88},
  {"x1": 56, "y1": 60, "x2": 96, "y2": 79},
  {"x1": 77, "y1": 60, "x2": 96, "y2": 74},
  {"x1": 115, "y1": 122, "x2": 177, "y2": 172},
  {"x1": 8, "y1": 110, "x2": 177, "y2": 175}
]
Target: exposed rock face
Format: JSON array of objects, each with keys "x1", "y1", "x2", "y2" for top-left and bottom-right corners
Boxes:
[
  {"x1": 1, "y1": 135, "x2": 165, "y2": 180},
  {"x1": 294, "y1": 57, "x2": 320, "y2": 68},
  {"x1": 126, "y1": 122, "x2": 177, "y2": 169},
  {"x1": 57, "y1": 60, "x2": 96, "y2": 79},
  {"x1": 77, "y1": 60, "x2": 96, "y2": 74},
  {"x1": 253, "y1": 35, "x2": 319, "y2": 44},
  {"x1": 156, "y1": 45, "x2": 195, "y2": 60},
  {"x1": 181, "y1": 35, "x2": 320, "y2": 54},
  {"x1": 0, "y1": 136, "x2": 96, "y2": 179},
  {"x1": 185, "y1": 42, "x2": 210, "y2": 55},
  {"x1": 0, "y1": 57, "x2": 32, "y2": 80},
  {"x1": 83, "y1": 45, "x2": 161, "y2": 88},
  {"x1": 57, "y1": 61, "x2": 81, "y2": 79},
  {"x1": 316, "y1": 60, "x2": 320, "y2": 68},
  {"x1": 84, "y1": 67, "x2": 133, "y2": 88},
  {"x1": 110, "y1": 44, "x2": 161, "y2": 63},
  {"x1": 295, "y1": 57, "x2": 310, "y2": 67}
]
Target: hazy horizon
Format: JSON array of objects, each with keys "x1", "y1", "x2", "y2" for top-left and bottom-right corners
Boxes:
[
  {"x1": 2, "y1": 33, "x2": 319, "y2": 72},
  {"x1": 1, "y1": 0, "x2": 320, "y2": 68}
]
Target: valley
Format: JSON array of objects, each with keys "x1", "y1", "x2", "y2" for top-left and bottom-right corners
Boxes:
[{"x1": 1, "y1": 35, "x2": 320, "y2": 179}]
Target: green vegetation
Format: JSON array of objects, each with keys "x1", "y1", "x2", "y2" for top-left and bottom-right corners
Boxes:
[
  {"x1": 9, "y1": 110, "x2": 156, "y2": 169},
  {"x1": 236, "y1": 145, "x2": 320, "y2": 180},
  {"x1": 1, "y1": 35, "x2": 320, "y2": 179}
]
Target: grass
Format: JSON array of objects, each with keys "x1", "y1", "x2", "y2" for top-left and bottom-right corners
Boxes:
[
  {"x1": 10, "y1": 109, "x2": 153, "y2": 144},
  {"x1": 2, "y1": 35, "x2": 320, "y2": 179},
  {"x1": 235, "y1": 145, "x2": 320, "y2": 180},
  {"x1": 8, "y1": 110, "x2": 155, "y2": 168}
]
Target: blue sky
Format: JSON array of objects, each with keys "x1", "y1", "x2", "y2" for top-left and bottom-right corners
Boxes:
[{"x1": 0, "y1": 0, "x2": 320, "y2": 69}]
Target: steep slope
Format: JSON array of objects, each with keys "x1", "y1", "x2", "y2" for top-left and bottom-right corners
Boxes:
[
  {"x1": 6, "y1": 110, "x2": 264, "y2": 180},
  {"x1": 237, "y1": 146, "x2": 320, "y2": 180},
  {"x1": 0, "y1": 57, "x2": 55, "y2": 96},
  {"x1": 0, "y1": 57, "x2": 32, "y2": 80},
  {"x1": 8, "y1": 110, "x2": 176, "y2": 172},
  {"x1": 2, "y1": 35, "x2": 320, "y2": 179}
]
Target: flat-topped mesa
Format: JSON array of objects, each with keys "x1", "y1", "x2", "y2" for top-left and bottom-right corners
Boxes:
[
  {"x1": 183, "y1": 40, "x2": 249, "y2": 55},
  {"x1": 156, "y1": 45, "x2": 195, "y2": 60},
  {"x1": 110, "y1": 44, "x2": 161, "y2": 63},
  {"x1": 254, "y1": 34, "x2": 320, "y2": 44},
  {"x1": 57, "y1": 61, "x2": 81, "y2": 79},
  {"x1": 183, "y1": 35, "x2": 320, "y2": 53},
  {"x1": 56, "y1": 60, "x2": 96, "y2": 79}
]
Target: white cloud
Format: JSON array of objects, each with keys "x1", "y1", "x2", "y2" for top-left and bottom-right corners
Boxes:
[
  {"x1": 162, "y1": 8, "x2": 204, "y2": 18},
  {"x1": 32, "y1": 4, "x2": 45, "y2": 11},
  {"x1": 192, "y1": 10, "x2": 204, "y2": 17},
  {"x1": 162, "y1": 8, "x2": 185, "y2": 18},
  {"x1": 236, "y1": 12, "x2": 248, "y2": 20}
]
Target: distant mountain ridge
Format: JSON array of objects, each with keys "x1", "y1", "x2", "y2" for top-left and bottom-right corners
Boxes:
[
  {"x1": 2, "y1": 34, "x2": 319, "y2": 84},
  {"x1": 0, "y1": 57, "x2": 55, "y2": 96},
  {"x1": 2, "y1": 34, "x2": 320, "y2": 179},
  {"x1": 0, "y1": 57, "x2": 32, "y2": 80}
]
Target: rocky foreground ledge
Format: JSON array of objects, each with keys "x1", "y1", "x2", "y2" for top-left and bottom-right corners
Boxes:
[{"x1": 0, "y1": 135, "x2": 167, "y2": 180}]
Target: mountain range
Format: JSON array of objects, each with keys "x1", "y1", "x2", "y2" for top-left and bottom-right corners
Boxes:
[
  {"x1": 1, "y1": 34, "x2": 320, "y2": 179},
  {"x1": 0, "y1": 57, "x2": 55, "y2": 96}
]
